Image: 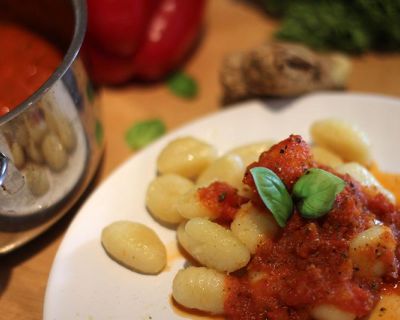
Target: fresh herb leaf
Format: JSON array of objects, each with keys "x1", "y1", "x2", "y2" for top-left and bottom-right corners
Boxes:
[
  {"x1": 293, "y1": 168, "x2": 345, "y2": 219},
  {"x1": 262, "y1": 0, "x2": 400, "y2": 54},
  {"x1": 125, "y1": 119, "x2": 166, "y2": 150},
  {"x1": 250, "y1": 167, "x2": 293, "y2": 227},
  {"x1": 167, "y1": 72, "x2": 198, "y2": 99}
]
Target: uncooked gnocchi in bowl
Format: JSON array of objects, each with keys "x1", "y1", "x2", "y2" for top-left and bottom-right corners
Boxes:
[{"x1": 102, "y1": 119, "x2": 400, "y2": 320}]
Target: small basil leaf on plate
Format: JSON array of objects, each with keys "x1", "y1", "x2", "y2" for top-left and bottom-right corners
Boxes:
[
  {"x1": 250, "y1": 167, "x2": 293, "y2": 227},
  {"x1": 167, "y1": 72, "x2": 198, "y2": 99},
  {"x1": 125, "y1": 119, "x2": 166, "y2": 150},
  {"x1": 293, "y1": 168, "x2": 345, "y2": 219}
]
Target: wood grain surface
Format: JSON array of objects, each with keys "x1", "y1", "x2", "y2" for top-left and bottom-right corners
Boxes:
[{"x1": 1, "y1": 1, "x2": 400, "y2": 319}]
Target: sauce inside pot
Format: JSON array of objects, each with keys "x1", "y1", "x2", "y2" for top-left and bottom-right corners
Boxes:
[{"x1": 0, "y1": 23, "x2": 62, "y2": 116}]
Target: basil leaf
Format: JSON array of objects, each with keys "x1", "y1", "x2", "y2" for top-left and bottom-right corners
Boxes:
[
  {"x1": 293, "y1": 168, "x2": 345, "y2": 219},
  {"x1": 167, "y1": 72, "x2": 198, "y2": 99},
  {"x1": 250, "y1": 167, "x2": 293, "y2": 227},
  {"x1": 125, "y1": 119, "x2": 166, "y2": 150}
]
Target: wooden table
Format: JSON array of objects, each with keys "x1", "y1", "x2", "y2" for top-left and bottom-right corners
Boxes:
[{"x1": 1, "y1": 1, "x2": 400, "y2": 319}]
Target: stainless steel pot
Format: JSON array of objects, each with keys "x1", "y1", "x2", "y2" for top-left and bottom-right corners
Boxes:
[{"x1": 0, "y1": 0, "x2": 103, "y2": 253}]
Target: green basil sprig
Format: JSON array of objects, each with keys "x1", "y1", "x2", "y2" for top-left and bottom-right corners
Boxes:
[
  {"x1": 167, "y1": 72, "x2": 198, "y2": 99},
  {"x1": 125, "y1": 119, "x2": 166, "y2": 150},
  {"x1": 250, "y1": 167, "x2": 293, "y2": 227},
  {"x1": 292, "y1": 168, "x2": 345, "y2": 219},
  {"x1": 250, "y1": 167, "x2": 346, "y2": 227}
]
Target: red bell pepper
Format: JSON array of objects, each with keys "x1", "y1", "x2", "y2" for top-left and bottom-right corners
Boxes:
[
  {"x1": 84, "y1": 0, "x2": 206, "y2": 84},
  {"x1": 86, "y1": 0, "x2": 160, "y2": 57},
  {"x1": 132, "y1": 0, "x2": 207, "y2": 80},
  {"x1": 82, "y1": 41, "x2": 136, "y2": 85}
]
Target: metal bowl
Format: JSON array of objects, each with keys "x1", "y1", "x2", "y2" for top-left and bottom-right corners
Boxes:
[{"x1": 0, "y1": 0, "x2": 103, "y2": 253}]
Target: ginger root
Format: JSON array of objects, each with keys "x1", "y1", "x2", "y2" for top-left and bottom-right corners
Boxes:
[{"x1": 220, "y1": 42, "x2": 351, "y2": 103}]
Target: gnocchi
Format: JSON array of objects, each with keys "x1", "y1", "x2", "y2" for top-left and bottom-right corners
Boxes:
[
  {"x1": 25, "y1": 139, "x2": 44, "y2": 164},
  {"x1": 336, "y1": 162, "x2": 395, "y2": 203},
  {"x1": 167, "y1": 130, "x2": 399, "y2": 318},
  {"x1": 25, "y1": 164, "x2": 49, "y2": 197},
  {"x1": 172, "y1": 267, "x2": 226, "y2": 314},
  {"x1": 311, "y1": 304, "x2": 356, "y2": 320},
  {"x1": 369, "y1": 294, "x2": 400, "y2": 320},
  {"x1": 349, "y1": 225, "x2": 396, "y2": 278},
  {"x1": 311, "y1": 145, "x2": 343, "y2": 168},
  {"x1": 177, "y1": 218, "x2": 250, "y2": 273},
  {"x1": 156, "y1": 137, "x2": 217, "y2": 179},
  {"x1": 196, "y1": 154, "x2": 244, "y2": 190},
  {"x1": 231, "y1": 202, "x2": 279, "y2": 253},
  {"x1": 10, "y1": 141, "x2": 25, "y2": 169},
  {"x1": 101, "y1": 221, "x2": 166, "y2": 274},
  {"x1": 101, "y1": 118, "x2": 400, "y2": 320},
  {"x1": 44, "y1": 108, "x2": 76, "y2": 152},
  {"x1": 176, "y1": 187, "x2": 217, "y2": 220},
  {"x1": 146, "y1": 174, "x2": 194, "y2": 224},
  {"x1": 226, "y1": 140, "x2": 275, "y2": 166},
  {"x1": 41, "y1": 133, "x2": 68, "y2": 171},
  {"x1": 310, "y1": 118, "x2": 372, "y2": 166}
]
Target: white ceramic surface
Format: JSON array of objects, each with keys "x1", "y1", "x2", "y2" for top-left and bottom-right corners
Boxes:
[{"x1": 44, "y1": 93, "x2": 400, "y2": 320}]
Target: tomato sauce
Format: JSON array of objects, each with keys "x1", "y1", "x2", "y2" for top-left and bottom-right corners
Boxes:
[
  {"x1": 199, "y1": 135, "x2": 400, "y2": 320},
  {"x1": 0, "y1": 23, "x2": 62, "y2": 116},
  {"x1": 198, "y1": 181, "x2": 248, "y2": 224}
]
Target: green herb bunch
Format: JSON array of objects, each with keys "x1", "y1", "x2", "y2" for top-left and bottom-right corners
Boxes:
[{"x1": 260, "y1": 0, "x2": 400, "y2": 54}]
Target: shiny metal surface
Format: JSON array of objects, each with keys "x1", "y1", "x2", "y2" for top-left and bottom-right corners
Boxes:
[
  {"x1": 0, "y1": 153, "x2": 8, "y2": 187},
  {"x1": 0, "y1": 0, "x2": 103, "y2": 253}
]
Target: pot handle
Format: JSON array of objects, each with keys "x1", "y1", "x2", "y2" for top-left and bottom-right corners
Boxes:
[{"x1": 0, "y1": 152, "x2": 24, "y2": 194}]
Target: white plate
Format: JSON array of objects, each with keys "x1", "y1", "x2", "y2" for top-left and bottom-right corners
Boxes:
[{"x1": 44, "y1": 92, "x2": 400, "y2": 320}]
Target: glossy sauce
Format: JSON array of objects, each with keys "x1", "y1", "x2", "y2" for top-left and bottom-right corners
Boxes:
[
  {"x1": 199, "y1": 135, "x2": 400, "y2": 320},
  {"x1": 0, "y1": 23, "x2": 62, "y2": 116},
  {"x1": 198, "y1": 181, "x2": 248, "y2": 224}
]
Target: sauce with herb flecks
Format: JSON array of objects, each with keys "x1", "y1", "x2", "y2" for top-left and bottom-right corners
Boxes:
[
  {"x1": 199, "y1": 135, "x2": 400, "y2": 320},
  {"x1": 198, "y1": 181, "x2": 248, "y2": 224},
  {"x1": 0, "y1": 23, "x2": 62, "y2": 116}
]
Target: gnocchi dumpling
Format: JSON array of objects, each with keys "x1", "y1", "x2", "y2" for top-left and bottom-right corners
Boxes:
[
  {"x1": 156, "y1": 137, "x2": 217, "y2": 179},
  {"x1": 25, "y1": 139, "x2": 45, "y2": 164},
  {"x1": 44, "y1": 108, "x2": 76, "y2": 152},
  {"x1": 10, "y1": 142, "x2": 25, "y2": 169},
  {"x1": 101, "y1": 221, "x2": 167, "y2": 274},
  {"x1": 311, "y1": 304, "x2": 356, "y2": 320},
  {"x1": 231, "y1": 202, "x2": 279, "y2": 253},
  {"x1": 196, "y1": 154, "x2": 244, "y2": 190},
  {"x1": 25, "y1": 164, "x2": 49, "y2": 197},
  {"x1": 310, "y1": 119, "x2": 372, "y2": 166},
  {"x1": 349, "y1": 225, "x2": 396, "y2": 278},
  {"x1": 41, "y1": 133, "x2": 68, "y2": 171},
  {"x1": 176, "y1": 187, "x2": 217, "y2": 220},
  {"x1": 336, "y1": 162, "x2": 395, "y2": 204},
  {"x1": 146, "y1": 174, "x2": 194, "y2": 224},
  {"x1": 311, "y1": 146, "x2": 343, "y2": 168},
  {"x1": 369, "y1": 294, "x2": 400, "y2": 320},
  {"x1": 172, "y1": 267, "x2": 226, "y2": 314},
  {"x1": 177, "y1": 218, "x2": 250, "y2": 273},
  {"x1": 226, "y1": 140, "x2": 275, "y2": 166}
]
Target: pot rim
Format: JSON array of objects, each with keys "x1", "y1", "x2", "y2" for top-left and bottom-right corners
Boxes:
[{"x1": 0, "y1": 0, "x2": 87, "y2": 126}]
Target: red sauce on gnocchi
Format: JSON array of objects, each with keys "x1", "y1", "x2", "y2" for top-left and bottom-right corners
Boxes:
[
  {"x1": 0, "y1": 23, "x2": 62, "y2": 116},
  {"x1": 199, "y1": 135, "x2": 400, "y2": 320},
  {"x1": 198, "y1": 182, "x2": 248, "y2": 224}
]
